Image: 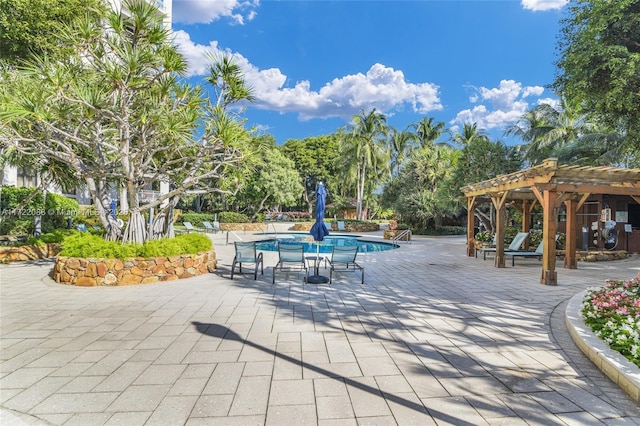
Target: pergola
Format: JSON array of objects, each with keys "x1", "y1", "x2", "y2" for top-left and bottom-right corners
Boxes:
[{"x1": 461, "y1": 158, "x2": 640, "y2": 285}]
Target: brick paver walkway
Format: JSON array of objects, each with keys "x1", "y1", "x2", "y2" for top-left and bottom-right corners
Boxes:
[{"x1": 1, "y1": 231, "x2": 639, "y2": 425}]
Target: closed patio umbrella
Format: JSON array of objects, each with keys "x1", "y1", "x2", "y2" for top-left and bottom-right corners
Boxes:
[{"x1": 307, "y1": 182, "x2": 329, "y2": 283}]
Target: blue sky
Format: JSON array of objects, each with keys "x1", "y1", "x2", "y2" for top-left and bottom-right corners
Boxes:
[{"x1": 170, "y1": 0, "x2": 568, "y2": 145}]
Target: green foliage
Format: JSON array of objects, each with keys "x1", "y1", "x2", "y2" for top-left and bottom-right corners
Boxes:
[
  {"x1": 60, "y1": 233, "x2": 212, "y2": 259},
  {"x1": 44, "y1": 192, "x2": 80, "y2": 229},
  {"x1": 1, "y1": 0, "x2": 254, "y2": 244},
  {"x1": 280, "y1": 134, "x2": 341, "y2": 211},
  {"x1": 416, "y1": 226, "x2": 466, "y2": 236},
  {"x1": 554, "y1": 0, "x2": 640, "y2": 149},
  {"x1": 0, "y1": 0, "x2": 104, "y2": 62},
  {"x1": 240, "y1": 147, "x2": 304, "y2": 218},
  {"x1": 139, "y1": 234, "x2": 211, "y2": 257},
  {"x1": 40, "y1": 230, "x2": 67, "y2": 243},
  {"x1": 178, "y1": 211, "x2": 250, "y2": 226},
  {"x1": 529, "y1": 230, "x2": 543, "y2": 248},
  {"x1": 382, "y1": 144, "x2": 463, "y2": 229},
  {"x1": 218, "y1": 211, "x2": 249, "y2": 223},
  {"x1": 474, "y1": 230, "x2": 494, "y2": 243},
  {"x1": 453, "y1": 134, "x2": 522, "y2": 191},
  {"x1": 504, "y1": 227, "x2": 520, "y2": 244},
  {"x1": 0, "y1": 187, "x2": 80, "y2": 234}
]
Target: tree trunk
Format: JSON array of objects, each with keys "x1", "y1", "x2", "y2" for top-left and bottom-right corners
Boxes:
[{"x1": 122, "y1": 210, "x2": 147, "y2": 244}]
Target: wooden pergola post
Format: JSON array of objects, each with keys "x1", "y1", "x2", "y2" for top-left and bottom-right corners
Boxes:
[
  {"x1": 491, "y1": 192, "x2": 509, "y2": 268},
  {"x1": 466, "y1": 197, "x2": 476, "y2": 257},
  {"x1": 541, "y1": 189, "x2": 557, "y2": 285},
  {"x1": 564, "y1": 199, "x2": 578, "y2": 269}
]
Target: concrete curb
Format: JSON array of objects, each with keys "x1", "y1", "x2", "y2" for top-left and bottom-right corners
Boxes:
[{"x1": 565, "y1": 290, "x2": 640, "y2": 402}]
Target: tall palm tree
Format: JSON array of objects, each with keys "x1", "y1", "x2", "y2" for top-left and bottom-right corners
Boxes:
[
  {"x1": 412, "y1": 117, "x2": 446, "y2": 147},
  {"x1": 340, "y1": 109, "x2": 389, "y2": 220},
  {"x1": 506, "y1": 100, "x2": 597, "y2": 166},
  {"x1": 388, "y1": 127, "x2": 417, "y2": 176},
  {"x1": 452, "y1": 122, "x2": 490, "y2": 147}
]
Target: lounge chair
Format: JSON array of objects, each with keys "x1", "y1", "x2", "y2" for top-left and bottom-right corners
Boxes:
[
  {"x1": 337, "y1": 221, "x2": 346, "y2": 232},
  {"x1": 272, "y1": 243, "x2": 308, "y2": 283},
  {"x1": 203, "y1": 221, "x2": 220, "y2": 234},
  {"x1": 506, "y1": 234, "x2": 561, "y2": 266},
  {"x1": 328, "y1": 246, "x2": 364, "y2": 284},
  {"x1": 231, "y1": 241, "x2": 264, "y2": 280},
  {"x1": 182, "y1": 221, "x2": 200, "y2": 233},
  {"x1": 478, "y1": 232, "x2": 529, "y2": 261},
  {"x1": 505, "y1": 241, "x2": 543, "y2": 267},
  {"x1": 76, "y1": 224, "x2": 88, "y2": 233}
]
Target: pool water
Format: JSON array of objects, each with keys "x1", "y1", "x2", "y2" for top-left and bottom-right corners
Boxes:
[{"x1": 255, "y1": 234, "x2": 398, "y2": 253}]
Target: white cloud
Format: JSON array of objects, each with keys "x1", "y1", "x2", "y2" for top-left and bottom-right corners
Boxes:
[
  {"x1": 173, "y1": 31, "x2": 442, "y2": 121},
  {"x1": 450, "y1": 80, "x2": 546, "y2": 130},
  {"x1": 521, "y1": 0, "x2": 568, "y2": 12},
  {"x1": 172, "y1": 0, "x2": 259, "y2": 25}
]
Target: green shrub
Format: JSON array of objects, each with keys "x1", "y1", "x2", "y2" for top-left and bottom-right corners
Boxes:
[
  {"x1": 179, "y1": 211, "x2": 250, "y2": 225},
  {"x1": 0, "y1": 187, "x2": 81, "y2": 234},
  {"x1": 218, "y1": 211, "x2": 249, "y2": 223},
  {"x1": 529, "y1": 230, "x2": 542, "y2": 248},
  {"x1": 41, "y1": 230, "x2": 68, "y2": 243},
  {"x1": 60, "y1": 233, "x2": 212, "y2": 259},
  {"x1": 417, "y1": 226, "x2": 466, "y2": 236},
  {"x1": 44, "y1": 193, "x2": 80, "y2": 230}
]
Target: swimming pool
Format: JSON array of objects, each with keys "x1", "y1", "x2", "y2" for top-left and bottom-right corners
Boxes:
[{"x1": 255, "y1": 234, "x2": 398, "y2": 253}]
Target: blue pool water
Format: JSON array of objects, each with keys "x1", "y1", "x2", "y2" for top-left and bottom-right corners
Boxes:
[{"x1": 255, "y1": 234, "x2": 398, "y2": 253}]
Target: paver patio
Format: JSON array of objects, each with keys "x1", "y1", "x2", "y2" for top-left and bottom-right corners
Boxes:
[{"x1": 1, "y1": 230, "x2": 639, "y2": 425}]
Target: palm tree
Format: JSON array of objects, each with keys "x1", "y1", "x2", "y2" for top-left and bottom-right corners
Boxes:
[
  {"x1": 412, "y1": 117, "x2": 446, "y2": 147},
  {"x1": 452, "y1": 122, "x2": 490, "y2": 147},
  {"x1": 388, "y1": 127, "x2": 417, "y2": 176},
  {"x1": 340, "y1": 109, "x2": 389, "y2": 220},
  {"x1": 506, "y1": 100, "x2": 597, "y2": 166}
]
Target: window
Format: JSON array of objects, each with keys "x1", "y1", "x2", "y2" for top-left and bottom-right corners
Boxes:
[{"x1": 16, "y1": 167, "x2": 37, "y2": 188}]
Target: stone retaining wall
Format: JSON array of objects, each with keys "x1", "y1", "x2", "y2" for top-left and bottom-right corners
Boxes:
[
  {"x1": 568, "y1": 250, "x2": 628, "y2": 262},
  {"x1": 220, "y1": 223, "x2": 266, "y2": 232},
  {"x1": 292, "y1": 222, "x2": 380, "y2": 233},
  {"x1": 0, "y1": 243, "x2": 61, "y2": 262},
  {"x1": 53, "y1": 251, "x2": 217, "y2": 286}
]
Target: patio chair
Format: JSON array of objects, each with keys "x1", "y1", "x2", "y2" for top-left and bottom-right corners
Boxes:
[
  {"x1": 202, "y1": 221, "x2": 220, "y2": 234},
  {"x1": 505, "y1": 241, "x2": 543, "y2": 267},
  {"x1": 328, "y1": 246, "x2": 364, "y2": 284},
  {"x1": 337, "y1": 221, "x2": 346, "y2": 232},
  {"x1": 182, "y1": 221, "x2": 200, "y2": 233},
  {"x1": 506, "y1": 234, "x2": 560, "y2": 266},
  {"x1": 231, "y1": 241, "x2": 264, "y2": 280},
  {"x1": 272, "y1": 243, "x2": 308, "y2": 283},
  {"x1": 76, "y1": 224, "x2": 88, "y2": 233},
  {"x1": 479, "y1": 232, "x2": 529, "y2": 261}
]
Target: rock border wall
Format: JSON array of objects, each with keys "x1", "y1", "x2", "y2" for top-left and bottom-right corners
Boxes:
[
  {"x1": 0, "y1": 243, "x2": 61, "y2": 263},
  {"x1": 53, "y1": 251, "x2": 217, "y2": 286}
]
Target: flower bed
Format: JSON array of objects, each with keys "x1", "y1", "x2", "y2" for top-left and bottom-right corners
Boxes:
[{"x1": 581, "y1": 275, "x2": 640, "y2": 367}]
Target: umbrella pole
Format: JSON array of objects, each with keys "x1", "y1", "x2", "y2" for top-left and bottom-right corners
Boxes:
[{"x1": 306, "y1": 240, "x2": 329, "y2": 284}]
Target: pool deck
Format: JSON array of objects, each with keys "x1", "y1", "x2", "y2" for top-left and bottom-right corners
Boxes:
[{"x1": 1, "y1": 227, "x2": 640, "y2": 425}]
